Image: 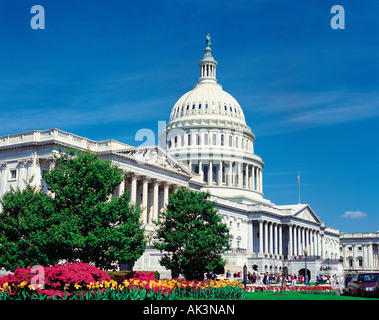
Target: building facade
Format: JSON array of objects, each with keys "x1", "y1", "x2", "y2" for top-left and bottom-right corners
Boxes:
[
  {"x1": 339, "y1": 232, "x2": 379, "y2": 273},
  {"x1": 1, "y1": 35, "x2": 374, "y2": 280}
]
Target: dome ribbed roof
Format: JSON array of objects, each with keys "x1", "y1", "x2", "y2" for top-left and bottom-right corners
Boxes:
[
  {"x1": 168, "y1": 36, "x2": 246, "y2": 126},
  {"x1": 169, "y1": 82, "x2": 246, "y2": 125}
]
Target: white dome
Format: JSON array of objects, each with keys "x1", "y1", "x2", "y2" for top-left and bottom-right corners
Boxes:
[
  {"x1": 169, "y1": 82, "x2": 246, "y2": 126},
  {"x1": 160, "y1": 34, "x2": 266, "y2": 205}
]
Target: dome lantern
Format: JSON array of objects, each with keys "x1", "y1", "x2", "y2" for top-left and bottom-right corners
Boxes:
[{"x1": 198, "y1": 33, "x2": 218, "y2": 84}]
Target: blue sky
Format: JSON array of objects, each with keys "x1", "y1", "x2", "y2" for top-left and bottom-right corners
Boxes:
[{"x1": 0, "y1": 0, "x2": 378, "y2": 233}]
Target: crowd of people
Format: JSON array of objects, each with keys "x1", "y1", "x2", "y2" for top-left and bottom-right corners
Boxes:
[{"x1": 205, "y1": 270, "x2": 340, "y2": 286}]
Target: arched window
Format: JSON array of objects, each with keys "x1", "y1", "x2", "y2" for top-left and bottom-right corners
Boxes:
[
  {"x1": 229, "y1": 135, "x2": 232, "y2": 147},
  {"x1": 221, "y1": 134, "x2": 224, "y2": 146},
  {"x1": 174, "y1": 136, "x2": 177, "y2": 148},
  {"x1": 212, "y1": 134, "x2": 217, "y2": 145},
  {"x1": 236, "y1": 137, "x2": 239, "y2": 148},
  {"x1": 188, "y1": 134, "x2": 191, "y2": 146},
  {"x1": 204, "y1": 133, "x2": 208, "y2": 145}
]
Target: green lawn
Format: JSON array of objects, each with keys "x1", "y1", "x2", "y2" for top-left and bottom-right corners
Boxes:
[{"x1": 243, "y1": 291, "x2": 379, "y2": 300}]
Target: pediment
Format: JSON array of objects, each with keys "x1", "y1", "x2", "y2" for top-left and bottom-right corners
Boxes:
[
  {"x1": 294, "y1": 205, "x2": 321, "y2": 224},
  {"x1": 116, "y1": 146, "x2": 193, "y2": 177}
]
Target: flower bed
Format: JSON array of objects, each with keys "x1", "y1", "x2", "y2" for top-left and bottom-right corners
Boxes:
[
  {"x1": 245, "y1": 285, "x2": 334, "y2": 294},
  {"x1": 0, "y1": 263, "x2": 244, "y2": 300}
]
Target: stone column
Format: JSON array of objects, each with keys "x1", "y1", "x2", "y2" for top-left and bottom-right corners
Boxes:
[
  {"x1": 18, "y1": 159, "x2": 27, "y2": 191},
  {"x1": 288, "y1": 224, "x2": 292, "y2": 258},
  {"x1": 218, "y1": 161, "x2": 222, "y2": 185},
  {"x1": 208, "y1": 160, "x2": 212, "y2": 184},
  {"x1": 0, "y1": 162, "x2": 7, "y2": 197},
  {"x1": 118, "y1": 176, "x2": 125, "y2": 197},
  {"x1": 297, "y1": 227, "x2": 301, "y2": 255},
  {"x1": 368, "y1": 243, "x2": 373, "y2": 268},
  {"x1": 259, "y1": 220, "x2": 263, "y2": 255},
  {"x1": 269, "y1": 222, "x2": 273, "y2": 254},
  {"x1": 278, "y1": 224, "x2": 283, "y2": 256},
  {"x1": 343, "y1": 244, "x2": 348, "y2": 268},
  {"x1": 153, "y1": 180, "x2": 159, "y2": 223},
  {"x1": 321, "y1": 233, "x2": 325, "y2": 260},
  {"x1": 199, "y1": 160, "x2": 203, "y2": 181},
  {"x1": 247, "y1": 165, "x2": 251, "y2": 189},
  {"x1": 237, "y1": 162, "x2": 241, "y2": 188},
  {"x1": 130, "y1": 174, "x2": 137, "y2": 204},
  {"x1": 163, "y1": 182, "x2": 169, "y2": 208},
  {"x1": 302, "y1": 228, "x2": 305, "y2": 254},
  {"x1": 293, "y1": 225, "x2": 297, "y2": 256},
  {"x1": 252, "y1": 166, "x2": 255, "y2": 191},
  {"x1": 316, "y1": 231, "x2": 320, "y2": 257},
  {"x1": 142, "y1": 177, "x2": 149, "y2": 223},
  {"x1": 229, "y1": 161, "x2": 233, "y2": 187},
  {"x1": 264, "y1": 221, "x2": 268, "y2": 254},
  {"x1": 34, "y1": 158, "x2": 42, "y2": 187},
  {"x1": 245, "y1": 163, "x2": 249, "y2": 189},
  {"x1": 352, "y1": 244, "x2": 357, "y2": 268},
  {"x1": 308, "y1": 229, "x2": 311, "y2": 254},
  {"x1": 274, "y1": 223, "x2": 278, "y2": 255}
]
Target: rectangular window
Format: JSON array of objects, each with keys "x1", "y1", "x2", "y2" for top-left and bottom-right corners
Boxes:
[{"x1": 9, "y1": 169, "x2": 17, "y2": 180}]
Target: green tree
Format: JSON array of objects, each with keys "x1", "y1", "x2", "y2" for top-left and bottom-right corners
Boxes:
[
  {"x1": 153, "y1": 187, "x2": 229, "y2": 280},
  {"x1": 44, "y1": 148, "x2": 147, "y2": 269},
  {"x1": 0, "y1": 184, "x2": 57, "y2": 271}
]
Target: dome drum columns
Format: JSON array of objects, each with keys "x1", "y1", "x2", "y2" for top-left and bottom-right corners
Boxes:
[{"x1": 187, "y1": 159, "x2": 263, "y2": 193}]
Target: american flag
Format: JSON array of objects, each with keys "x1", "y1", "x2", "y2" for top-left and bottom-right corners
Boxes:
[{"x1": 297, "y1": 171, "x2": 300, "y2": 184}]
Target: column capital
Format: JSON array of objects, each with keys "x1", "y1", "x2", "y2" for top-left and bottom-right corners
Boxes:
[
  {"x1": 130, "y1": 172, "x2": 139, "y2": 181},
  {"x1": 1, "y1": 161, "x2": 8, "y2": 169},
  {"x1": 18, "y1": 159, "x2": 27, "y2": 167}
]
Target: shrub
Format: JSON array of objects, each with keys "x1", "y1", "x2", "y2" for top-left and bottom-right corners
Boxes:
[{"x1": 0, "y1": 262, "x2": 110, "y2": 291}]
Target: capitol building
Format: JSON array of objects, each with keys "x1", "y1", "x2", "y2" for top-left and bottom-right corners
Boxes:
[{"x1": 0, "y1": 35, "x2": 378, "y2": 280}]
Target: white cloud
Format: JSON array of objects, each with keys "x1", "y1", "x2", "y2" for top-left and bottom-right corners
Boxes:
[{"x1": 341, "y1": 210, "x2": 368, "y2": 219}]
